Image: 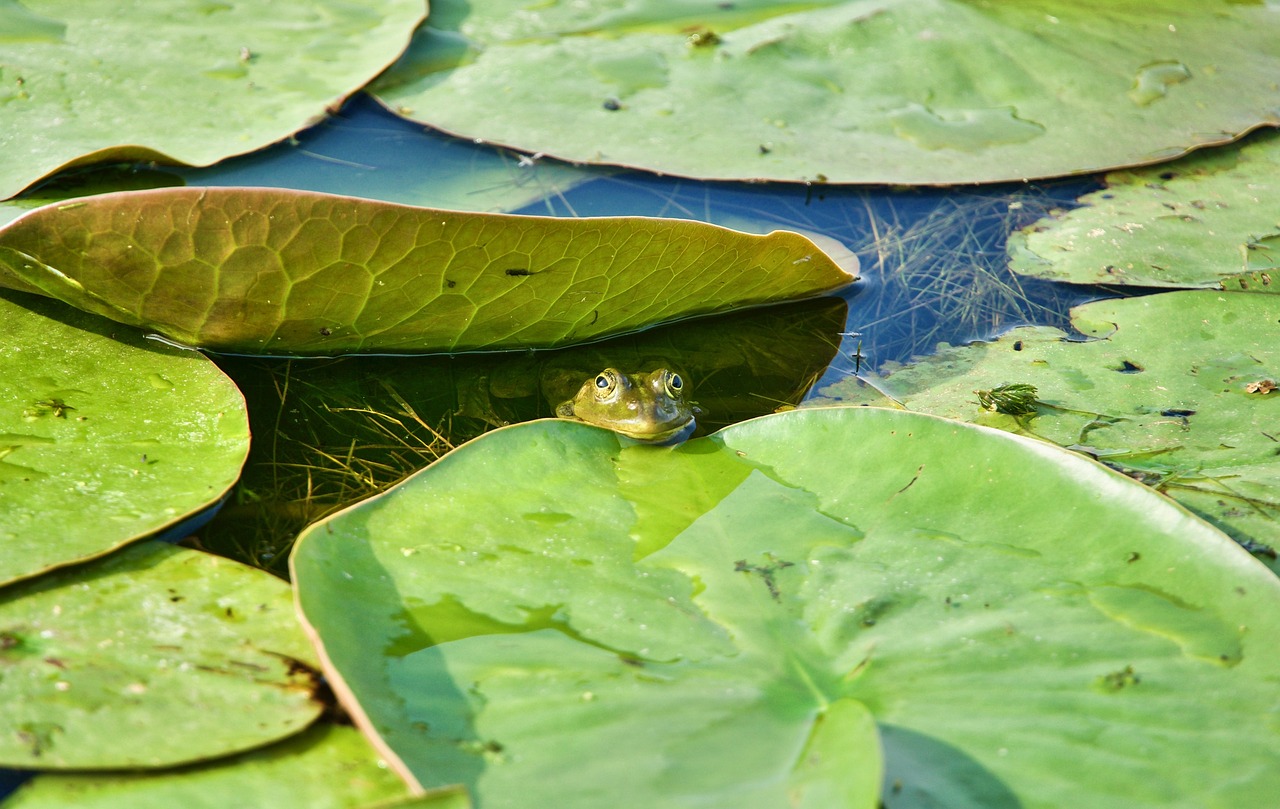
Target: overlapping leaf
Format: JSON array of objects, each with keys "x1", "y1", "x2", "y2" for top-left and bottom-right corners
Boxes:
[
  {"x1": 1009, "y1": 130, "x2": 1280, "y2": 288},
  {"x1": 0, "y1": 724, "x2": 470, "y2": 809},
  {"x1": 0, "y1": 187, "x2": 855, "y2": 354},
  {"x1": 292, "y1": 408, "x2": 1280, "y2": 807},
  {"x1": 0, "y1": 0, "x2": 425, "y2": 199},
  {"x1": 0, "y1": 542, "x2": 323, "y2": 769},
  {"x1": 811, "y1": 291, "x2": 1280, "y2": 561},
  {"x1": 372, "y1": 0, "x2": 1280, "y2": 184},
  {"x1": 0, "y1": 290, "x2": 249, "y2": 586}
]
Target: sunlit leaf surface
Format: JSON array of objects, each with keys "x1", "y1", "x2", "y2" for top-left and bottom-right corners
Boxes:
[
  {"x1": 0, "y1": 187, "x2": 855, "y2": 354},
  {"x1": 292, "y1": 408, "x2": 1279, "y2": 808},
  {"x1": 0, "y1": 542, "x2": 322, "y2": 769},
  {"x1": 373, "y1": 0, "x2": 1280, "y2": 184},
  {"x1": 0, "y1": 290, "x2": 248, "y2": 586},
  {"x1": 1010, "y1": 130, "x2": 1280, "y2": 289},
  {"x1": 0, "y1": 0, "x2": 425, "y2": 199},
  {"x1": 812, "y1": 291, "x2": 1280, "y2": 562}
]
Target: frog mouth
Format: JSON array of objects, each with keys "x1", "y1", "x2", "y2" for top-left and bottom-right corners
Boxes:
[{"x1": 618, "y1": 417, "x2": 696, "y2": 446}]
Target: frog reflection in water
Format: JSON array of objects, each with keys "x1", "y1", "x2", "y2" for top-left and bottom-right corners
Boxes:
[{"x1": 556, "y1": 368, "x2": 697, "y2": 445}]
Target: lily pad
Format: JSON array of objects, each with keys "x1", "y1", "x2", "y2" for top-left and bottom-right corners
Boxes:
[
  {"x1": 372, "y1": 0, "x2": 1280, "y2": 184},
  {"x1": 0, "y1": 724, "x2": 420, "y2": 809},
  {"x1": 291, "y1": 408, "x2": 1280, "y2": 807},
  {"x1": 0, "y1": 541, "x2": 323, "y2": 769},
  {"x1": 0, "y1": 290, "x2": 248, "y2": 586},
  {"x1": 0, "y1": 0, "x2": 425, "y2": 200},
  {"x1": 1009, "y1": 130, "x2": 1280, "y2": 289},
  {"x1": 0, "y1": 187, "x2": 855, "y2": 354},
  {"x1": 810, "y1": 290, "x2": 1280, "y2": 559}
]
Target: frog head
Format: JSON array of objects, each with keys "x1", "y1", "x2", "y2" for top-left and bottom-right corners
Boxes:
[{"x1": 556, "y1": 367, "x2": 696, "y2": 444}]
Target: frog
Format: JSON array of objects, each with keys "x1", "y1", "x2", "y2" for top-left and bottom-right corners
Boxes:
[{"x1": 555, "y1": 367, "x2": 696, "y2": 444}]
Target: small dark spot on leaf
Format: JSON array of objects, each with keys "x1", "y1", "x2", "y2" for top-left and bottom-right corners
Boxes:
[
  {"x1": 1115, "y1": 360, "x2": 1144, "y2": 373},
  {"x1": 1012, "y1": 340, "x2": 1023, "y2": 351},
  {"x1": 505, "y1": 268, "x2": 531, "y2": 277},
  {"x1": 1160, "y1": 408, "x2": 1196, "y2": 418},
  {"x1": 1126, "y1": 552, "x2": 1141, "y2": 563},
  {"x1": 1099, "y1": 665, "x2": 1140, "y2": 691},
  {"x1": 445, "y1": 279, "x2": 456, "y2": 288},
  {"x1": 319, "y1": 327, "x2": 332, "y2": 337},
  {"x1": 1159, "y1": 171, "x2": 1177, "y2": 180},
  {"x1": 602, "y1": 97, "x2": 622, "y2": 111},
  {"x1": 619, "y1": 654, "x2": 644, "y2": 668},
  {"x1": 684, "y1": 26, "x2": 721, "y2": 47},
  {"x1": 44, "y1": 657, "x2": 67, "y2": 669}
]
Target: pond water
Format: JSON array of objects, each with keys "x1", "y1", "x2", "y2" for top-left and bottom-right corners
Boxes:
[{"x1": 164, "y1": 95, "x2": 1118, "y2": 571}]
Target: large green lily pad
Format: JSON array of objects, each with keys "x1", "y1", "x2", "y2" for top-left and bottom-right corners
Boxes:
[
  {"x1": 1009, "y1": 130, "x2": 1280, "y2": 289},
  {"x1": 372, "y1": 0, "x2": 1280, "y2": 184},
  {"x1": 0, "y1": 724, "x2": 410, "y2": 808},
  {"x1": 810, "y1": 290, "x2": 1280, "y2": 558},
  {"x1": 292, "y1": 409, "x2": 1280, "y2": 808},
  {"x1": 0, "y1": 541, "x2": 323, "y2": 769},
  {"x1": 0, "y1": 187, "x2": 855, "y2": 354},
  {"x1": 0, "y1": 290, "x2": 248, "y2": 586},
  {"x1": 0, "y1": 0, "x2": 425, "y2": 200}
]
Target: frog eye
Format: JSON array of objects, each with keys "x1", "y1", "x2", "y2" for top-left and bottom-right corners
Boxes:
[
  {"x1": 665, "y1": 372, "x2": 684, "y2": 396},
  {"x1": 593, "y1": 370, "x2": 618, "y2": 399}
]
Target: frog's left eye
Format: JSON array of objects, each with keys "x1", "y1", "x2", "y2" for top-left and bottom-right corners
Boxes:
[{"x1": 664, "y1": 372, "x2": 684, "y2": 397}]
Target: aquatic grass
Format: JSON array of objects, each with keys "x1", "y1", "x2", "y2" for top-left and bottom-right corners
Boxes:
[
  {"x1": 847, "y1": 187, "x2": 1100, "y2": 369},
  {"x1": 196, "y1": 358, "x2": 460, "y2": 573}
]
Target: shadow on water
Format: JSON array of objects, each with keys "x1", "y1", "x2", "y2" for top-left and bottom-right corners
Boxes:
[{"x1": 199, "y1": 297, "x2": 847, "y2": 571}]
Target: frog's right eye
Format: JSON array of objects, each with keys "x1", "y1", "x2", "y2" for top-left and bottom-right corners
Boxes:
[{"x1": 593, "y1": 370, "x2": 619, "y2": 399}]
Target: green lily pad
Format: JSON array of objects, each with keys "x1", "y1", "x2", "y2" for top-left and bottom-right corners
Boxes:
[
  {"x1": 372, "y1": 0, "x2": 1280, "y2": 184},
  {"x1": 0, "y1": 290, "x2": 248, "y2": 586},
  {"x1": 810, "y1": 290, "x2": 1280, "y2": 560},
  {"x1": 1009, "y1": 130, "x2": 1280, "y2": 289},
  {"x1": 292, "y1": 409, "x2": 1280, "y2": 807},
  {"x1": 0, "y1": 724, "x2": 424, "y2": 809},
  {"x1": 0, "y1": 542, "x2": 323, "y2": 769},
  {"x1": 0, "y1": 0, "x2": 425, "y2": 200},
  {"x1": 0, "y1": 187, "x2": 855, "y2": 354}
]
